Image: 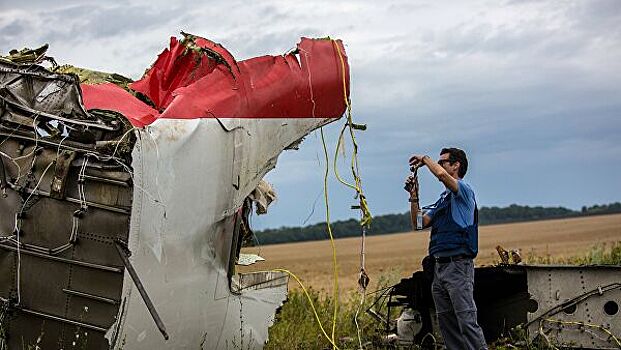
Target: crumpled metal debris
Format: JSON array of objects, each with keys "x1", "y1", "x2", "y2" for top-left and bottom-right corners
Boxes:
[
  {"x1": 380, "y1": 264, "x2": 621, "y2": 349},
  {"x1": 0, "y1": 57, "x2": 136, "y2": 348},
  {"x1": 81, "y1": 33, "x2": 349, "y2": 126},
  {"x1": 1, "y1": 33, "x2": 350, "y2": 349},
  {"x1": 0, "y1": 44, "x2": 55, "y2": 66}
]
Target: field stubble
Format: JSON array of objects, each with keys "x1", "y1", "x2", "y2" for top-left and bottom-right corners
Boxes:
[{"x1": 240, "y1": 214, "x2": 621, "y2": 292}]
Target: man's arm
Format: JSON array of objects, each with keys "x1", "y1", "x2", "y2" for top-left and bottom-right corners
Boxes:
[
  {"x1": 410, "y1": 155, "x2": 459, "y2": 193},
  {"x1": 409, "y1": 197, "x2": 419, "y2": 230},
  {"x1": 405, "y1": 175, "x2": 432, "y2": 229}
]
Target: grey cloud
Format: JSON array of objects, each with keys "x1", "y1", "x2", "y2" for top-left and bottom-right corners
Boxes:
[
  {"x1": 40, "y1": 4, "x2": 184, "y2": 43},
  {"x1": 0, "y1": 19, "x2": 29, "y2": 51},
  {"x1": 44, "y1": 4, "x2": 100, "y2": 18},
  {"x1": 391, "y1": 3, "x2": 617, "y2": 66},
  {"x1": 349, "y1": 62, "x2": 621, "y2": 166},
  {"x1": 0, "y1": 19, "x2": 27, "y2": 36},
  {"x1": 572, "y1": 0, "x2": 621, "y2": 24},
  {"x1": 429, "y1": 22, "x2": 578, "y2": 61},
  {"x1": 386, "y1": 1, "x2": 432, "y2": 12},
  {"x1": 0, "y1": 0, "x2": 109, "y2": 11},
  {"x1": 221, "y1": 27, "x2": 325, "y2": 59},
  {"x1": 172, "y1": 2, "x2": 328, "y2": 59}
]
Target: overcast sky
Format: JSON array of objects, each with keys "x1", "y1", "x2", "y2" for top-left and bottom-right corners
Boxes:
[{"x1": 2, "y1": 0, "x2": 620, "y2": 230}]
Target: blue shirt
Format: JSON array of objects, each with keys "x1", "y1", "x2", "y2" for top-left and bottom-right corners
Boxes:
[{"x1": 425, "y1": 179, "x2": 476, "y2": 228}]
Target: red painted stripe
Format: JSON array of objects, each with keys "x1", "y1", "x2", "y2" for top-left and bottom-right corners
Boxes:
[{"x1": 81, "y1": 35, "x2": 349, "y2": 127}]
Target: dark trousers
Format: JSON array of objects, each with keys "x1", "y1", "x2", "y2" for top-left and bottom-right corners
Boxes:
[{"x1": 431, "y1": 258, "x2": 487, "y2": 350}]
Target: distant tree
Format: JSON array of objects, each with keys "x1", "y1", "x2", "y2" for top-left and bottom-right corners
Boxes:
[{"x1": 249, "y1": 202, "x2": 621, "y2": 246}]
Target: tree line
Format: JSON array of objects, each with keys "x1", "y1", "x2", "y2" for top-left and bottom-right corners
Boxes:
[{"x1": 250, "y1": 202, "x2": 621, "y2": 246}]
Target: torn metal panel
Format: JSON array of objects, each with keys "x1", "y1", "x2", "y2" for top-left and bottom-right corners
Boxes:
[
  {"x1": 81, "y1": 35, "x2": 349, "y2": 126},
  {"x1": 383, "y1": 264, "x2": 621, "y2": 349},
  {"x1": 525, "y1": 265, "x2": 621, "y2": 348},
  {"x1": 0, "y1": 61, "x2": 118, "y2": 132},
  {"x1": 112, "y1": 117, "x2": 332, "y2": 349},
  {"x1": 1, "y1": 33, "x2": 349, "y2": 349}
]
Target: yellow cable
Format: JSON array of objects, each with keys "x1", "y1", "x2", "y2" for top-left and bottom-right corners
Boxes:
[
  {"x1": 244, "y1": 40, "x2": 370, "y2": 349},
  {"x1": 269, "y1": 268, "x2": 341, "y2": 350},
  {"x1": 320, "y1": 127, "x2": 340, "y2": 348},
  {"x1": 543, "y1": 318, "x2": 621, "y2": 347},
  {"x1": 333, "y1": 123, "x2": 357, "y2": 191},
  {"x1": 256, "y1": 129, "x2": 342, "y2": 349},
  {"x1": 332, "y1": 40, "x2": 372, "y2": 227},
  {"x1": 332, "y1": 39, "x2": 372, "y2": 350}
]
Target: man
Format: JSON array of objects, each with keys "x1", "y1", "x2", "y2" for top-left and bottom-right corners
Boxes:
[{"x1": 406, "y1": 148, "x2": 487, "y2": 350}]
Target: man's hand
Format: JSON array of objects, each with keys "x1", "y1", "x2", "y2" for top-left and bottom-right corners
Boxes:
[
  {"x1": 410, "y1": 153, "x2": 459, "y2": 193},
  {"x1": 404, "y1": 174, "x2": 419, "y2": 200},
  {"x1": 406, "y1": 174, "x2": 425, "y2": 230},
  {"x1": 409, "y1": 154, "x2": 429, "y2": 170}
]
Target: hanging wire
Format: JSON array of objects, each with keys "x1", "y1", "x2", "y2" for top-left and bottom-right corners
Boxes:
[
  {"x1": 238, "y1": 40, "x2": 371, "y2": 350},
  {"x1": 320, "y1": 126, "x2": 340, "y2": 347},
  {"x1": 270, "y1": 268, "x2": 341, "y2": 350},
  {"x1": 542, "y1": 318, "x2": 621, "y2": 348},
  {"x1": 299, "y1": 43, "x2": 341, "y2": 348},
  {"x1": 332, "y1": 39, "x2": 372, "y2": 349}
]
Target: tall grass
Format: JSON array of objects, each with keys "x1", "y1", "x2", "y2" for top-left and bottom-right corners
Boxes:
[
  {"x1": 525, "y1": 241, "x2": 621, "y2": 265},
  {"x1": 266, "y1": 242, "x2": 621, "y2": 349},
  {"x1": 265, "y1": 269, "x2": 403, "y2": 350}
]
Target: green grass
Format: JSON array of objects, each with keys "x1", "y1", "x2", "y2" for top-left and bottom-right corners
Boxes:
[
  {"x1": 265, "y1": 242, "x2": 621, "y2": 349},
  {"x1": 265, "y1": 269, "x2": 403, "y2": 350},
  {"x1": 525, "y1": 241, "x2": 621, "y2": 265}
]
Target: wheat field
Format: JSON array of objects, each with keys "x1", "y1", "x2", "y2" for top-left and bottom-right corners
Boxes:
[{"x1": 239, "y1": 214, "x2": 621, "y2": 292}]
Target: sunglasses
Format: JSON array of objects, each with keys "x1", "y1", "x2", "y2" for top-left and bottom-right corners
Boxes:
[{"x1": 438, "y1": 159, "x2": 452, "y2": 166}]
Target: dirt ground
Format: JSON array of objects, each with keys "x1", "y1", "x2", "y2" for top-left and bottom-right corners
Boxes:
[{"x1": 239, "y1": 214, "x2": 621, "y2": 292}]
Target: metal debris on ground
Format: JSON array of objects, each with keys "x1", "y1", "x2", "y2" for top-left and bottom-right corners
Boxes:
[{"x1": 372, "y1": 264, "x2": 621, "y2": 349}]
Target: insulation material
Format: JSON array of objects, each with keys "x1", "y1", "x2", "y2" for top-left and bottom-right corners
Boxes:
[
  {"x1": 236, "y1": 254, "x2": 266, "y2": 266},
  {"x1": 248, "y1": 179, "x2": 277, "y2": 215}
]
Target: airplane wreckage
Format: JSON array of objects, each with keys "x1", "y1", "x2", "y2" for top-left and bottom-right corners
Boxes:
[
  {"x1": 1, "y1": 34, "x2": 620, "y2": 350},
  {"x1": 0, "y1": 34, "x2": 351, "y2": 349},
  {"x1": 382, "y1": 263, "x2": 621, "y2": 349}
]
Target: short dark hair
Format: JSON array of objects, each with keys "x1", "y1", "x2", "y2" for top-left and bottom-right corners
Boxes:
[{"x1": 440, "y1": 147, "x2": 468, "y2": 178}]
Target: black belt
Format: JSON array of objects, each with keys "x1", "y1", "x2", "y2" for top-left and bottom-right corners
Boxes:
[{"x1": 434, "y1": 254, "x2": 472, "y2": 264}]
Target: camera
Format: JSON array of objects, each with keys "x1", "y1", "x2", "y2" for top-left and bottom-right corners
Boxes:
[{"x1": 404, "y1": 181, "x2": 413, "y2": 193}]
